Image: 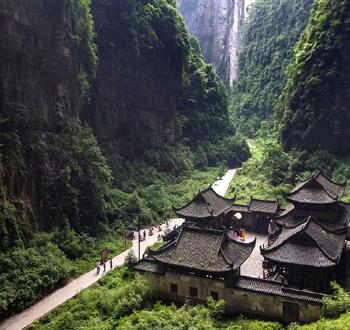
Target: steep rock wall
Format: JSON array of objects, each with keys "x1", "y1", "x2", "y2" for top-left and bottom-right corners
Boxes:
[
  {"x1": 178, "y1": 0, "x2": 251, "y2": 86},
  {"x1": 0, "y1": 0, "x2": 81, "y2": 231},
  {"x1": 0, "y1": 0, "x2": 188, "y2": 244},
  {"x1": 0, "y1": 0, "x2": 80, "y2": 132},
  {"x1": 87, "y1": 0, "x2": 186, "y2": 171}
]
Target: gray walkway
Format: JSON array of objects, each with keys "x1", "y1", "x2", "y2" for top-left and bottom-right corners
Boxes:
[{"x1": 240, "y1": 232, "x2": 268, "y2": 278}]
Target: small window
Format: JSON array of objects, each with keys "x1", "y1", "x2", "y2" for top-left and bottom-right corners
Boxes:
[
  {"x1": 210, "y1": 291, "x2": 219, "y2": 300},
  {"x1": 189, "y1": 287, "x2": 198, "y2": 297},
  {"x1": 170, "y1": 283, "x2": 178, "y2": 293}
]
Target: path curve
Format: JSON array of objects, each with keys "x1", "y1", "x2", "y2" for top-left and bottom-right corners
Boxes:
[{"x1": 0, "y1": 168, "x2": 238, "y2": 330}]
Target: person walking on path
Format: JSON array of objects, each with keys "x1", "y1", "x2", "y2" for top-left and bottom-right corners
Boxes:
[
  {"x1": 96, "y1": 261, "x2": 100, "y2": 274},
  {"x1": 110, "y1": 259, "x2": 113, "y2": 269},
  {"x1": 103, "y1": 262, "x2": 106, "y2": 273}
]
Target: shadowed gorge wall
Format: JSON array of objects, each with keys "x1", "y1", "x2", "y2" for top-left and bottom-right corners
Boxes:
[
  {"x1": 86, "y1": 0, "x2": 189, "y2": 168},
  {"x1": 0, "y1": 0, "x2": 84, "y2": 246}
]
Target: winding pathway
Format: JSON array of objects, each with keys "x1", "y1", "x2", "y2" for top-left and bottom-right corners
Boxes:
[{"x1": 0, "y1": 168, "x2": 238, "y2": 330}]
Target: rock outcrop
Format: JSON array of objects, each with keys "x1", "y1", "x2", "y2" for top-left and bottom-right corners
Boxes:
[{"x1": 178, "y1": 0, "x2": 252, "y2": 86}]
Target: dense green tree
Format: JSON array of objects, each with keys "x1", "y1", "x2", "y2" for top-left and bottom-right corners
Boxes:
[
  {"x1": 279, "y1": 0, "x2": 350, "y2": 156},
  {"x1": 178, "y1": 37, "x2": 250, "y2": 167},
  {"x1": 230, "y1": 0, "x2": 314, "y2": 135},
  {"x1": 91, "y1": 0, "x2": 190, "y2": 71}
]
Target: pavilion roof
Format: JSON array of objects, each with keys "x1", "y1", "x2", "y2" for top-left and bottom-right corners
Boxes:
[
  {"x1": 248, "y1": 198, "x2": 279, "y2": 214},
  {"x1": 261, "y1": 217, "x2": 345, "y2": 268},
  {"x1": 284, "y1": 171, "x2": 345, "y2": 205},
  {"x1": 225, "y1": 203, "x2": 250, "y2": 214},
  {"x1": 148, "y1": 226, "x2": 255, "y2": 273},
  {"x1": 275, "y1": 202, "x2": 350, "y2": 234},
  {"x1": 173, "y1": 186, "x2": 235, "y2": 219}
]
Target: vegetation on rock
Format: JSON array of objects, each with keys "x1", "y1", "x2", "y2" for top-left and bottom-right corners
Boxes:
[
  {"x1": 178, "y1": 37, "x2": 250, "y2": 168},
  {"x1": 230, "y1": 0, "x2": 314, "y2": 135},
  {"x1": 68, "y1": 0, "x2": 98, "y2": 102},
  {"x1": 279, "y1": 0, "x2": 350, "y2": 156}
]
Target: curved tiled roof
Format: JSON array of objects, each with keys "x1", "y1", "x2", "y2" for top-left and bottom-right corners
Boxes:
[
  {"x1": 133, "y1": 259, "x2": 164, "y2": 274},
  {"x1": 261, "y1": 217, "x2": 345, "y2": 267},
  {"x1": 274, "y1": 203, "x2": 350, "y2": 234},
  {"x1": 173, "y1": 186, "x2": 235, "y2": 219},
  {"x1": 235, "y1": 276, "x2": 326, "y2": 304},
  {"x1": 248, "y1": 198, "x2": 279, "y2": 214},
  {"x1": 149, "y1": 226, "x2": 255, "y2": 273},
  {"x1": 225, "y1": 204, "x2": 250, "y2": 214},
  {"x1": 284, "y1": 171, "x2": 345, "y2": 205}
]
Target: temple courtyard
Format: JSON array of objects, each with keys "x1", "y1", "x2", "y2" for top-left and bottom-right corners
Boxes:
[{"x1": 240, "y1": 232, "x2": 267, "y2": 278}]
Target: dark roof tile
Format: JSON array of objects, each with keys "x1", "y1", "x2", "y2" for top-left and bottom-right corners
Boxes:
[
  {"x1": 235, "y1": 276, "x2": 326, "y2": 304},
  {"x1": 225, "y1": 204, "x2": 250, "y2": 214},
  {"x1": 262, "y1": 218, "x2": 345, "y2": 267},
  {"x1": 285, "y1": 171, "x2": 345, "y2": 204},
  {"x1": 149, "y1": 227, "x2": 255, "y2": 273},
  {"x1": 248, "y1": 198, "x2": 279, "y2": 214},
  {"x1": 173, "y1": 187, "x2": 234, "y2": 219},
  {"x1": 133, "y1": 259, "x2": 164, "y2": 274}
]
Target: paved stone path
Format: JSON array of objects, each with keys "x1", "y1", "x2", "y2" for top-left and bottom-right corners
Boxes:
[
  {"x1": 0, "y1": 168, "x2": 238, "y2": 330},
  {"x1": 240, "y1": 232, "x2": 268, "y2": 278},
  {"x1": 212, "y1": 168, "x2": 239, "y2": 196}
]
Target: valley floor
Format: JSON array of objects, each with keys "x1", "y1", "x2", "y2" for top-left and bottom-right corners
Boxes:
[{"x1": 0, "y1": 167, "x2": 239, "y2": 330}]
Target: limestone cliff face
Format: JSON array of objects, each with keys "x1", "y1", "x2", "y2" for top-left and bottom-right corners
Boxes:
[
  {"x1": 0, "y1": 0, "x2": 81, "y2": 226},
  {"x1": 0, "y1": 0, "x2": 80, "y2": 133},
  {"x1": 87, "y1": 0, "x2": 183, "y2": 168},
  {"x1": 0, "y1": 0, "x2": 186, "y2": 234},
  {"x1": 178, "y1": 0, "x2": 252, "y2": 86}
]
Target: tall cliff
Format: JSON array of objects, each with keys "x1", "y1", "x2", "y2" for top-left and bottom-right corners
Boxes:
[
  {"x1": 0, "y1": 0, "x2": 242, "y2": 251},
  {"x1": 230, "y1": 0, "x2": 314, "y2": 135},
  {"x1": 280, "y1": 0, "x2": 350, "y2": 157},
  {"x1": 0, "y1": 0, "x2": 85, "y2": 247},
  {"x1": 87, "y1": 0, "x2": 189, "y2": 171},
  {"x1": 178, "y1": 0, "x2": 251, "y2": 86},
  {"x1": 0, "y1": 0, "x2": 190, "y2": 249}
]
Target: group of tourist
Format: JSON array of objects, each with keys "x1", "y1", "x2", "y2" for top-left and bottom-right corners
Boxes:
[{"x1": 96, "y1": 259, "x2": 113, "y2": 274}]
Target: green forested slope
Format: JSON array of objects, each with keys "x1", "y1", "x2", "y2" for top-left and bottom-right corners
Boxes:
[
  {"x1": 230, "y1": 0, "x2": 314, "y2": 135},
  {"x1": 178, "y1": 37, "x2": 249, "y2": 168},
  {"x1": 279, "y1": 0, "x2": 350, "y2": 156}
]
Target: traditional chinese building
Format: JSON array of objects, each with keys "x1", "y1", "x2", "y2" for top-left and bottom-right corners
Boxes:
[
  {"x1": 174, "y1": 186, "x2": 280, "y2": 233},
  {"x1": 134, "y1": 170, "x2": 350, "y2": 322},
  {"x1": 135, "y1": 226, "x2": 325, "y2": 323},
  {"x1": 225, "y1": 198, "x2": 279, "y2": 234},
  {"x1": 138, "y1": 226, "x2": 256, "y2": 279},
  {"x1": 262, "y1": 171, "x2": 350, "y2": 292},
  {"x1": 173, "y1": 186, "x2": 235, "y2": 229}
]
